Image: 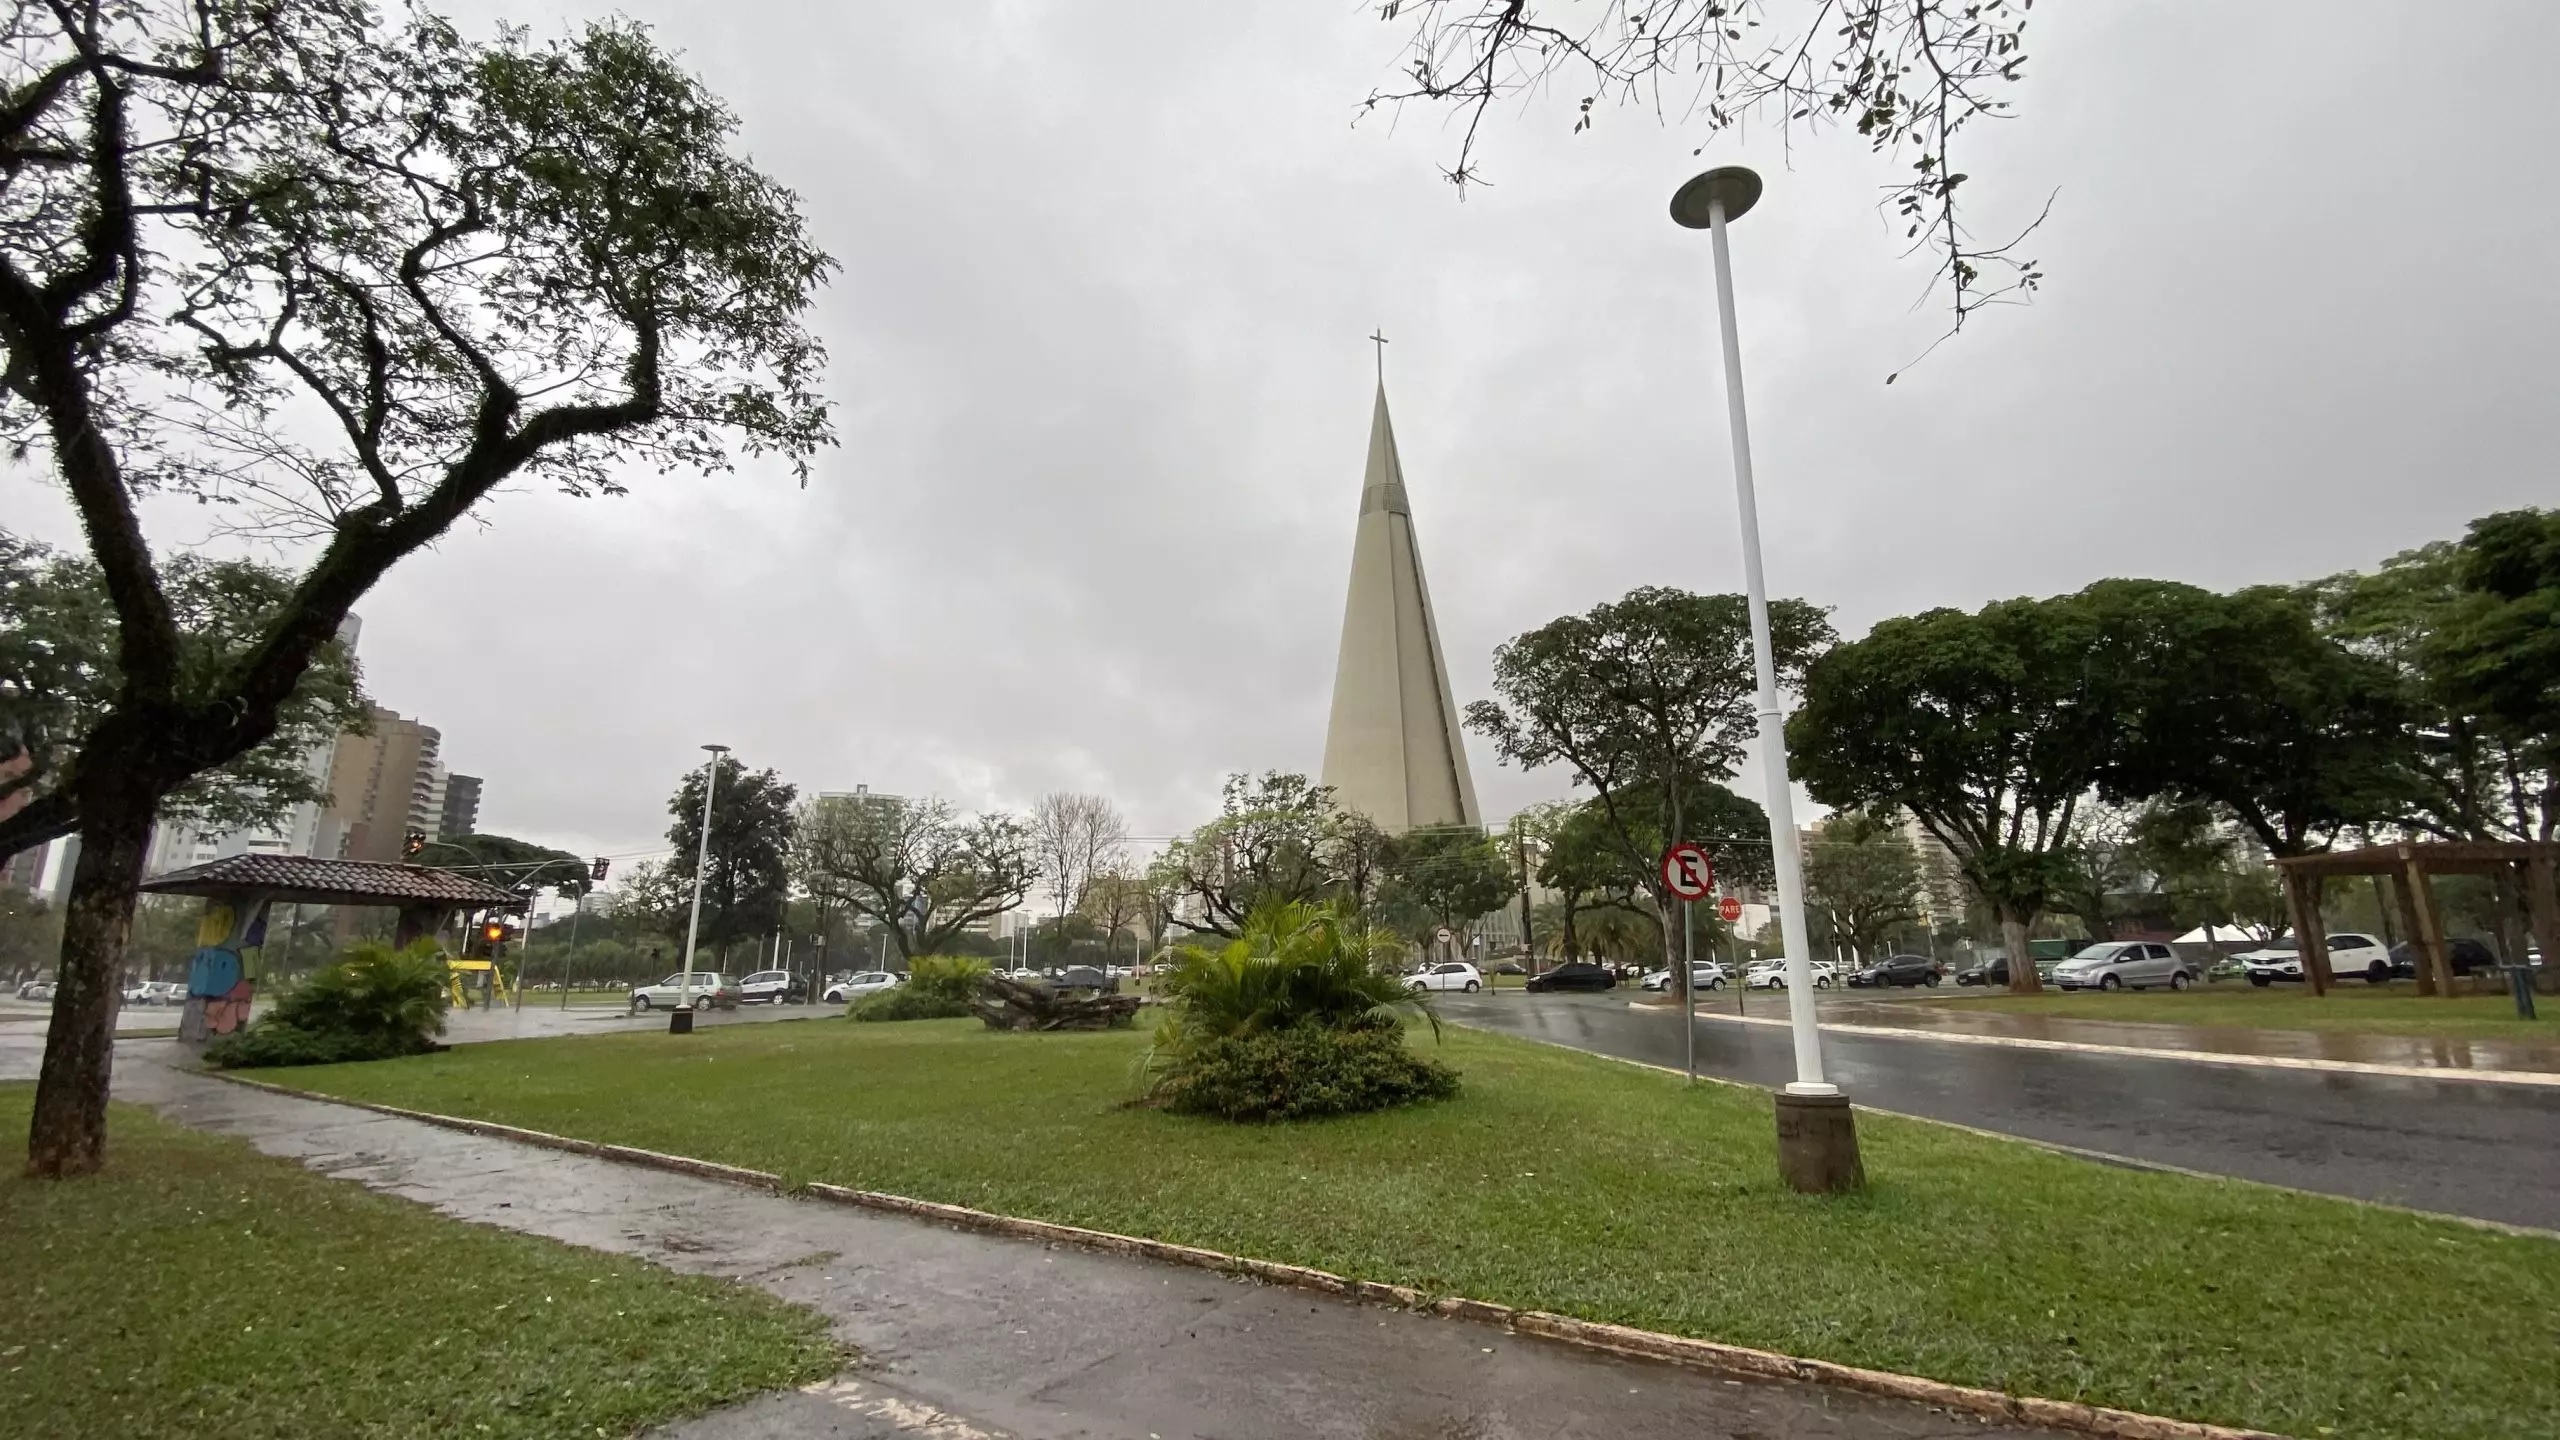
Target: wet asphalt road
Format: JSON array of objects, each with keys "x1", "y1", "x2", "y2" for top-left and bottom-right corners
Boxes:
[{"x1": 1438, "y1": 992, "x2": 2560, "y2": 1232}]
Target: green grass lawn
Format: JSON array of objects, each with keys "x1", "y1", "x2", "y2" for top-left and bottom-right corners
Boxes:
[
  {"x1": 268, "y1": 1020, "x2": 2558, "y2": 1440},
  {"x1": 1922, "y1": 984, "x2": 2551, "y2": 1041},
  {"x1": 0, "y1": 1086, "x2": 837, "y2": 1439}
]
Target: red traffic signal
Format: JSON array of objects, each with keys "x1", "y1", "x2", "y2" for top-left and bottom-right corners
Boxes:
[
  {"x1": 589, "y1": 857, "x2": 610, "y2": 882},
  {"x1": 403, "y1": 830, "x2": 427, "y2": 858}
]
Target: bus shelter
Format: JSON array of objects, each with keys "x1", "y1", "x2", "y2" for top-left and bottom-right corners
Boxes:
[{"x1": 139, "y1": 854, "x2": 523, "y2": 1042}]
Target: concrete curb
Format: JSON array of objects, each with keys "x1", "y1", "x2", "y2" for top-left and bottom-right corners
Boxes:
[
  {"x1": 208, "y1": 1071, "x2": 2289, "y2": 1440},
  {"x1": 1625, "y1": 1000, "x2": 2560, "y2": 1087}
]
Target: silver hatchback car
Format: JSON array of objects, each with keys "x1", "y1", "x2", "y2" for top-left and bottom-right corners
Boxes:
[{"x1": 2053, "y1": 941, "x2": 2193, "y2": 992}]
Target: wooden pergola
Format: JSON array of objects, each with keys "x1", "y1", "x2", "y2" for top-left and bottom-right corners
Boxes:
[{"x1": 2270, "y1": 841, "x2": 2559, "y2": 997}]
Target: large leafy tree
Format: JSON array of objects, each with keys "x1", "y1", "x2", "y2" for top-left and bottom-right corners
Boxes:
[
  {"x1": 1376, "y1": 825, "x2": 1516, "y2": 949},
  {"x1": 2429, "y1": 509, "x2": 2560, "y2": 840},
  {"x1": 1789, "y1": 592, "x2": 2122, "y2": 991},
  {"x1": 3, "y1": 6, "x2": 831, "y2": 1175},
  {"x1": 664, "y1": 759, "x2": 798, "y2": 966},
  {"x1": 0, "y1": 533, "x2": 367, "y2": 848},
  {"x1": 791, "y1": 794, "x2": 1038, "y2": 962},
  {"x1": 1152, "y1": 772, "x2": 1374, "y2": 937},
  {"x1": 1801, "y1": 810, "x2": 1925, "y2": 965},
  {"x1": 2103, "y1": 583, "x2": 2417, "y2": 860},
  {"x1": 1467, "y1": 587, "x2": 1830, "y2": 995},
  {"x1": 414, "y1": 832, "x2": 590, "y2": 899}
]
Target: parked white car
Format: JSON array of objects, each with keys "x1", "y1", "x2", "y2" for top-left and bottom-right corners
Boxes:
[
  {"x1": 1642, "y1": 963, "x2": 1730, "y2": 991},
  {"x1": 628, "y1": 972, "x2": 739, "y2": 1011},
  {"x1": 1744, "y1": 960, "x2": 1835, "y2": 990},
  {"x1": 2053, "y1": 941, "x2": 2195, "y2": 992},
  {"x1": 1407, "y1": 961, "x2": 1483, "y2": 993},
  {"x1": 2243, "y1": 933, "x2": 2391, "y2": 986},
  {"x1": 823, "y1": 971, "x2": 902, "y2": 1004}
]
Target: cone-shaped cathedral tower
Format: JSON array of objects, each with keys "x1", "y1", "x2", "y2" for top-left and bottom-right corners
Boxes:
[{"x1": 1319, "y1": 383, "x2": 1481, "y2": 833}]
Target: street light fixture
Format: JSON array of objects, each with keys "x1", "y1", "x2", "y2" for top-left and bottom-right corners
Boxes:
[
  {"x1": 1671, "y1": 165, "x2": 1862, "y2": 1192},
  {"x1": 673, "y1": 743, "x2": 730, "y2": 1035}
]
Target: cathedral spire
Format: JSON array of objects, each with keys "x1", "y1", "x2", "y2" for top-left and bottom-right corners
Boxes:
[{"x1": 1319, "y1": 377, "x2": 1481, "y2": 833}]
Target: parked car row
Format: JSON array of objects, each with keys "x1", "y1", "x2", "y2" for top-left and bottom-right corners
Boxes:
[{"x1": 120, "y1": 979, "x2": 186, "y2": 1005}]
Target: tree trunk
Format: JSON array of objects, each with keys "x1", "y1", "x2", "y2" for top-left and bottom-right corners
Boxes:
[
  {"x1": 26, "y1": 795, "x2": 152, "y2": 1177},
  {"x1": 1999, "y1": 911, "x2": 2042, "y2": 994}
]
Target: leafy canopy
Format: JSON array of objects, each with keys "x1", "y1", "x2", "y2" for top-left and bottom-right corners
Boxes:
[{"x1": 0, "y1": 533, "x2": 366, "y2": 857}]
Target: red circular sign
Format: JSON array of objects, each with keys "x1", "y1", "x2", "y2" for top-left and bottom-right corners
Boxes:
[
  {"x1": 1659, "y1": 843, "x2": 1714, "y2": 901},
  {"x1": 1717, "y1": 895, "x2": 1744, "y2": 924}
]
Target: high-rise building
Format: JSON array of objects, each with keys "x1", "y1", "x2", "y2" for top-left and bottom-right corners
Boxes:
[
  {"x1": 438, "y1": 774, "x2": 482, "y2": 840},
  {"x1": 2, "y1": 839, "x2": 45, "y2": 893},
  {"x1": 319, "y1": 705, "x2": 443, "y2": 864},
  {"x1": 1318, "y1": 381, "x2": 1481, "y2": 833}
]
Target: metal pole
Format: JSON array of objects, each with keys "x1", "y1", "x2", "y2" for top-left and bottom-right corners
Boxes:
[
  {"x1": 1707, "y1": 190, "x2": 1833, "y2": 1097},
  {"x1": 1682, "y1": 897, "x2": 1696, "y2": 1085},
  {"x1": 679, "y1": 748, "x2": 727, "y2": 1015},
  {"x1": 560, "y1": 886, "x2": 583, "y2": 1008}
]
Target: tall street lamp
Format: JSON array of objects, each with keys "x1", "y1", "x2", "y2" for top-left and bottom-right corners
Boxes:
[
  {"x1": 1671, "y1": 165, "x2": 1863, "y2": 1192},
  {"x1": 673, "y1": 743, "x2": 729, "y2": 1035}
]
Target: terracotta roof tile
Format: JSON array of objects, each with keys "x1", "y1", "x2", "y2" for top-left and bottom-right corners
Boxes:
[{"x1": 140, "y1": 854, "x2": 523, "y2": 908}]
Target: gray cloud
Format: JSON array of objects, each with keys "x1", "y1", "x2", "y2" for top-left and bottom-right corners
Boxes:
[{"x1": 10, "y1": 0, "x2": 2556, "y2": 866}]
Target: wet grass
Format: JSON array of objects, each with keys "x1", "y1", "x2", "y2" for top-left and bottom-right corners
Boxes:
[
  {"x1": 0, "y1": 1086, "x2": 837, "y2": 1439},
  {"x1": 1924, "y1": 984, "x2": 2551, "y2": 1041},
  {"x1": 274, "y1": 1019, "x2": 2559, "y2": 1440}
]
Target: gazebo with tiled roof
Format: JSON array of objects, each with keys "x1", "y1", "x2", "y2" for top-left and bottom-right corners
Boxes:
[{"x1": 141, "y1": 855, "x2": 525, "y2": 1042}]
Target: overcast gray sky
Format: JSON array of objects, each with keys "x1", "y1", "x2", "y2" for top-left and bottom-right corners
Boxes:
[{"x1": 13, "y1": 1, "x2": 2559, "y2": 873}]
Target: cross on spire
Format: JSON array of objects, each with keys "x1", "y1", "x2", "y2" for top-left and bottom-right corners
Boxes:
[{"x1": 1368, "y1": 328, "x2": 1389, "y2": 385}]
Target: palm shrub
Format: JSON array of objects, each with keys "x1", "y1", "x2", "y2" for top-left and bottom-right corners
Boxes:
[
  {"x1": 1145, "y1": 901, "x2": 1456, "y2": 1120},
  {"x1": 905, "y1": 955, "x2": 990, "y2": 1004},
  {"x1": 206, "y1": 939, "x2": 450, "y2": 1069}
]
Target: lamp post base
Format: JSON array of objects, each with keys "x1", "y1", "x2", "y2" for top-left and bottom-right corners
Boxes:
[
  {"x1": 1773, "y1": 1090, "x2": 1864, "y2": 1194},
  {"x1": 668, "y1": 1009, "x2": 695, "y2": 1036}
]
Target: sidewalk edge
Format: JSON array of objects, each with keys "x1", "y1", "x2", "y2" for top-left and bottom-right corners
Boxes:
[{"x1": 207, "y1": 1071, "x2": 2290, "y2": 1440}]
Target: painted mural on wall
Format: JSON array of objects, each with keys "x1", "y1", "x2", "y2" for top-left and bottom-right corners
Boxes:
[{"x1": 178, "y1": 901, "x2": 266, "y2": 1042}]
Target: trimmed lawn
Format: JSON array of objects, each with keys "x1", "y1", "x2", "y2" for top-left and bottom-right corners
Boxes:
[
  {"x1": 1922, "y1": 985, "x2": 2551, "y2": 1041},
  {"x1": 271, "y1": 1020, "x2": 2558, "y2": 1440},
  {"x1": 0, "y1": 1086, "x2": 837, "y2": 1439}
]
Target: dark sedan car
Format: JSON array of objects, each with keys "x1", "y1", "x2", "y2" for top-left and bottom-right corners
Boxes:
[
  {"x1": 1957, "y1": 957, "x2": 2061, "y2": 988},
  {"x1": 2388, "y1": 937, "x2": 2502, "y2": 977},
  {"x1": 1524, "y1": 961, "x2": 1617, "y2": 993},
  {"x1": 1848, "y1": 954, "x2": 1942, "y2": 988}
]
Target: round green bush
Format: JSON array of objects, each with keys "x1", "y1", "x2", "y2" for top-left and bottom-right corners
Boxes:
[
  {"x1": 846, "y1": 986, "x2": 973, "y2": 1022},
  {"x1": 205, "y1": 940, "x2": 449, "y2": 1069},
  {"x1": 1152, "y1": 1020, "x2": 1459, "y2": 1122}
]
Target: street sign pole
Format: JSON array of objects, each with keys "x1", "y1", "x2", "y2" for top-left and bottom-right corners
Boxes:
[{"x1": 1682, "y1": 896, "x2": 1696, "y2": 1085}]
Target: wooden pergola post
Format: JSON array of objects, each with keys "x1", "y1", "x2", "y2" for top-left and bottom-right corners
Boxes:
[
  {"x1": 2387, "y1": 867, "x2": 2440, "y2": 998},
  {"x1": 2281, "y1": 867, "x2": 2329, "y2": 996},
  {"x1": 2401, "y1": 852, "x2": 2456, "y2": 999},
  {"x1": 2526, "y1": 850, "x2": 2560, "y2": 996}
]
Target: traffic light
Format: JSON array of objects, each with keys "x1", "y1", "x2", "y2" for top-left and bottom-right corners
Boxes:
[
  {"x1": 589, "y1": 857, "x2": 610, "y2": 882},
  {"x1": 402, "y1": 830, "x2": 427, "y2": 859},
  {"x1": 481, "y1": 920, "x2": 507, "y2": 945}
]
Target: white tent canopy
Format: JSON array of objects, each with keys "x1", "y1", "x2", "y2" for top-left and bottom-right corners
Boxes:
[{"x1": 2172, "y1": 923, "x2": 2279, "y2": 946}]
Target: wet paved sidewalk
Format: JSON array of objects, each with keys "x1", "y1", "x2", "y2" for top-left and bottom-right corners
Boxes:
[{"x1": 108, "y1": 1047, "x2": 2068, "y2": 1440}]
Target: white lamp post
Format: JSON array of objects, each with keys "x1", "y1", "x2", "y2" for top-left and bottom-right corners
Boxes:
[
  {"x1": 674, "y1": 743, "x2": 729, "y2": 1034},
  {"x1": 1671, "y1": 166, "x2": 1862, "y2": 1190}
]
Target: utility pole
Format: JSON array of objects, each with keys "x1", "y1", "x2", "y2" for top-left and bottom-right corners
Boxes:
[{"x1": 1513, "y1": 814, "x2": 1536, "y2": 982}]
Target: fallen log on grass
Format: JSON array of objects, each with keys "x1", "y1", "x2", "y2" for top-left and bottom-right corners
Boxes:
[{"x1": 970, "y1": 971, "x2": 1145, "y2": 1032}]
